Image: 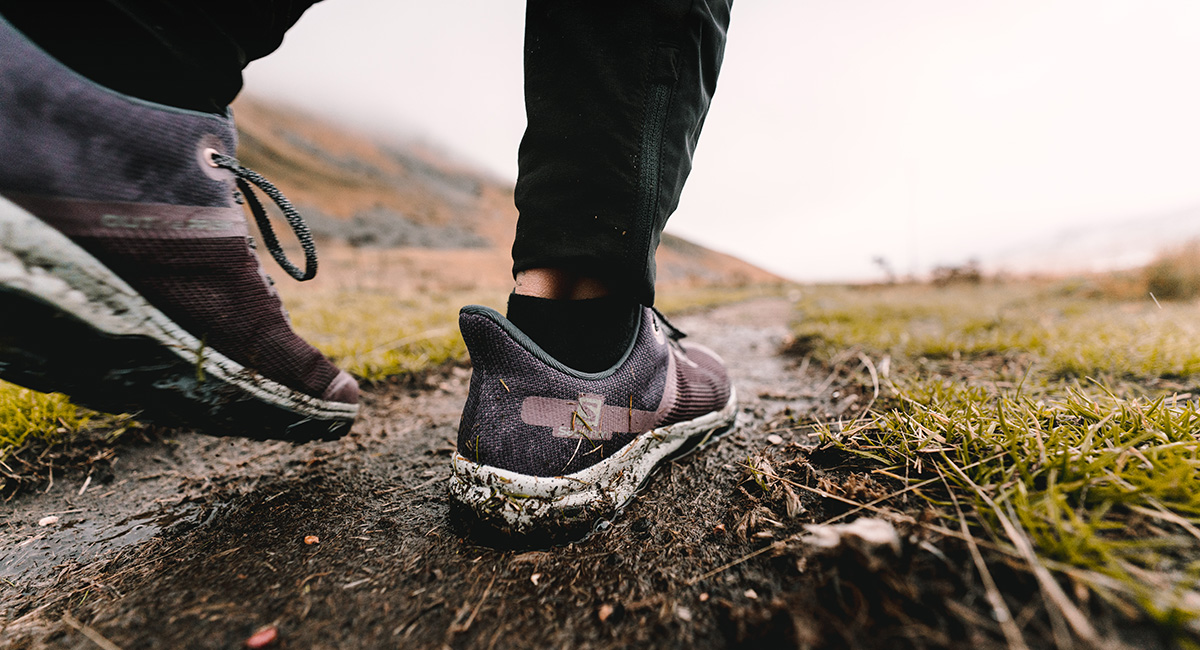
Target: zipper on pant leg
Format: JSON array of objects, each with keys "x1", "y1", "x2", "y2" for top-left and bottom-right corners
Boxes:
[
  {"x1": 633, "y1": 45, "x2": 680, "y2": 299},
  {"x1": 636, "y1": 83, "x2": 672, "y2": 231}
]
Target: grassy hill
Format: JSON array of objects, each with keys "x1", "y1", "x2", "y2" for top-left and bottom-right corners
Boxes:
[{"x1": 231, "y1": 97, "x2": 783, "y2": 296}]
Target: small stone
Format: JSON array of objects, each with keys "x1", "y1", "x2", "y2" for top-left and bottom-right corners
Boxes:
[
  {"x1": 676, "y1": 606, "x2": 693, "y2": 622},
  {"x1": 303, "y1": 535, "x2": 320, "y2": 545},
  {"x1": 598, "y1": 604, "x2": 614, "y2": 622},
  {"x1": 37, "y1": 516, "x2": 59, "y2": 527},
  {"x1": 744, "y1": 588, "x2": 759, "y2": 600},
  {"x1": 699, "y1": 592, "x2": 710, "y2": 602},
  {"x1": 244, "y1": 625, "x2": 278, "y2": 648},
  {"x1": 766, "y1": 434, "x2": 784, "y2": 445},
  {"x1": 530, "y1": 573, "x2": 542, "y2": 586}
]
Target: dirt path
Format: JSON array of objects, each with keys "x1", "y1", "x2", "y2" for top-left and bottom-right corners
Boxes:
[{"x1": 0, "y1": 298, "x2": 1080, "y2": 649}]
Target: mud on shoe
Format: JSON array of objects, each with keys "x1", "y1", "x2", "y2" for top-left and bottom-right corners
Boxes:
[
  {"x1": 449, "y1": 304, "x2": 737, "y2": 539},
  {"x1": 0, "y1": 16, "x2": 358, "y2": 440}
]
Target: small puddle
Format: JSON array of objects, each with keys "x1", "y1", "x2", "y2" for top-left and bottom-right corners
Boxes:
[{"x1": 0, "y1": 502, "x2": 205, "y2": 588}]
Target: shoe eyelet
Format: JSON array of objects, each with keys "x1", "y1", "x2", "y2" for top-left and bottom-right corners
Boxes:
[{"x1": 202, "y1": 148, "x2": 221, "y2": 168}]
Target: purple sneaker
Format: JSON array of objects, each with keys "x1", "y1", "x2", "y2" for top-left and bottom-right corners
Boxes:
[
  {"x1": 450, "y1": 304, "x2": 737, "y2": 536},
  {"x1": 0, "y1": 16, "x2": 358, "y2": 440}
]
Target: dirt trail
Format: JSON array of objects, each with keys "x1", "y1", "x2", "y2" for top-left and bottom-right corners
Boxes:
[{"x1": 0, "y1": 298, "x2": 1048, "y2": 649}]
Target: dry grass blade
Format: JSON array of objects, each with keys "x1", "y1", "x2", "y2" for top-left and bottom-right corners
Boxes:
[
  {"x1": 61, "y1": 613, "x2": 123, "y2": 650},
  {"x1": 1128, "y1": 501, "x2": 1200, "y2": 544},
  {"x1": 937, "y1": 466, "x2": 1029, "y2": 650},
  {"x1": 944, "y1": 461, "x2": 1099, "y2": 645}
]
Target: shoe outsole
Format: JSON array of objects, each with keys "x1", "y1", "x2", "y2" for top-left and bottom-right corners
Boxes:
[
  {"x1": 448, "y1": 388, "x2": 737, "y2": 540},
  {"x1": 0, "y1": 195, "x2": 358, "y2": 441}
]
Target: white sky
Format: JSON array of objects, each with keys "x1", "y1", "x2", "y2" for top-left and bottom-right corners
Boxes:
[{"x1": 244, "y1": 0, "x2": 1200, "y2": 282}]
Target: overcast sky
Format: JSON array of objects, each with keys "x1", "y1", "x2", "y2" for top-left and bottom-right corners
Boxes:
[{"x1": 244, "y1": 0, "x2": 1200, "y2": 282}]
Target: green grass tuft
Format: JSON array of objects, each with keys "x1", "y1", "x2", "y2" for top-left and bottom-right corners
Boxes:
[
  {"x1": 0, "y1": 380, "x2": 135, "y2": 485},
  {"x1": 798, "y1": 282, "x2": 1200, "y2": 635}
]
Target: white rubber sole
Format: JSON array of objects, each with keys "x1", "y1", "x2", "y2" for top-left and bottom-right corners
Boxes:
[
  {"x1": 449, "y1": 388, "x2": 737, "y2": 537},
  {"x1": 0, "y1": 195, "x2": 357, "y2": 439}
]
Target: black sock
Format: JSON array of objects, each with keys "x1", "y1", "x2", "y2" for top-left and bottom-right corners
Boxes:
[{"x1": 506, "y1": 294, "x2": 640, "y2": 373}]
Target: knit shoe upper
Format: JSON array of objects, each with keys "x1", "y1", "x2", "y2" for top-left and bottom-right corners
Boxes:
[
  {"x1": 450, "y1": 304, "x2": 736, "y2": 536},
  {"x1": 0, "y1": 15, "x2": 357, "y2": 438}
]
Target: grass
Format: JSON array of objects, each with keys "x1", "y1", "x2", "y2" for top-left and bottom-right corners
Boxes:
[
  {"x1": 0, "y1": 381, "x2": 135, "y2": 491},
  {"x1": 793, "y1": 281, "x2": 1200, "y2": 641},
  {"x1": 793, "y1": 282, "x2": 1200, "y2": 379},
  {"x1": 278, "y1": 287, "x2": 494, "y2": 382},
  {"x1": 0, "y1": 382, "x2": 91, "y2": 453}
]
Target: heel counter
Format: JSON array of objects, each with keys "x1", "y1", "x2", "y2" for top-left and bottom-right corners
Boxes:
[{"x1": 456, "y1": 307, "x2": 501, "y2": 460}]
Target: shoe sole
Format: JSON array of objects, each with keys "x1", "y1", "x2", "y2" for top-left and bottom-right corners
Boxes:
[
  {"x1": 0, "y1": 195, "x2": 358, "y2": 441},
  {"x1": 449, "y1": 388, "x2": 737, "y2": 538}
]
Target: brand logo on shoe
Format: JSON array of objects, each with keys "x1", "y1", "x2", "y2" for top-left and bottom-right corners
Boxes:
[
  {"x1": 101, "y1": 214, "x2": 235, "y2": 232},
  {"x1": 7, "y1": 196, "x2": 250, "y2": 240},
  {"x1": 554, "y1": 393, "x2": 610, "y2": 440}
]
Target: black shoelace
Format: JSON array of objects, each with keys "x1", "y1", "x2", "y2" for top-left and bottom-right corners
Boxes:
[{"x1": 210, "y1": 152, "x2": 318, "y2": 281}]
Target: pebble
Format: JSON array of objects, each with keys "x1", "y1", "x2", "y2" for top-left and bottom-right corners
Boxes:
[
  {"x1": 766, "y1": 434, "x2": 784, "y2": 445},
  {"x1": 244, "y1": 626, "x2": 278, "y2": 649},
  {"x1": 744, "y1": 588, "x2": 759, "y2": 600},
  {"x1": 37, "y1": 516, "x2": 59, "y2": 527}
]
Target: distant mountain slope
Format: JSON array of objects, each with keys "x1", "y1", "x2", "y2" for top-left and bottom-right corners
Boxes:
[
  {"x1": 981, "y1": 207, "x2": 1200, "y2": 275},
  {"x1": 231, "y1": 98, "x2": 782, "y2": 292}
]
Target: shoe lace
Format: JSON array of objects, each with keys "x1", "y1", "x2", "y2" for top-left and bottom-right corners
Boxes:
[{"x1": 209, "y1": 152, "x2": 318, "y2": 281}]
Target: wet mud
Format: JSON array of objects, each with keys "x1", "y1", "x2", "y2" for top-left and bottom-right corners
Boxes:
[{"x1": 0, "y1": 299, "x2": 1169, "y2": 649}]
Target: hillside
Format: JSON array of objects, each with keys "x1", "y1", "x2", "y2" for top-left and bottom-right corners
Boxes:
[{"x1": 231, "y1": 98, "x2": 782, "y2": 294}]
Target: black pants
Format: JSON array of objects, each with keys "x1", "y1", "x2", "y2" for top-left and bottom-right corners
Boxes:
[{"x1": 0, "y1": 0, "x2": 732, "y2": 305}]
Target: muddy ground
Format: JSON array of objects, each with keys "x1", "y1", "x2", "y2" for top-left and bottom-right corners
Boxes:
[{"x1": 0, "y1": 299, "x2": 1176, "y2": 649}]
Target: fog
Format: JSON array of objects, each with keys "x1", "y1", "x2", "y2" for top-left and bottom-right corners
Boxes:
[{"x1": 245, "y1": 0, "x2": 1200, "y2": 281}]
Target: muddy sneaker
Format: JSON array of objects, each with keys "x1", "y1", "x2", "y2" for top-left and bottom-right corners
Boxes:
[
  {"x1": 0, "y1": 16, "x2": 358, "y2": 440},
  {"x1": 449, "y1": 304, "x2": 737, "y2": 538}
]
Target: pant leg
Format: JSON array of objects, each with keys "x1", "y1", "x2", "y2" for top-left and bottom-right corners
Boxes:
[
  {"x1": 0, "y1": 0, "x2": 320, "y2": 113},
  {"x1": 512, "y1": 0, "x2": 733, "y2": 306}
]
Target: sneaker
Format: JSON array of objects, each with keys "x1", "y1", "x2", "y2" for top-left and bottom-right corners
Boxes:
[
  {"x1": 449, "y1": 304, "x2": 737, "y2": 537},
  {"x1": 0, "y1": 16, "x2": 358, "y2": 440}
]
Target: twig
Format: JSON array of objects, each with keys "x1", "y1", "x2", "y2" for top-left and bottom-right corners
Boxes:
[
  {"x1": 689, "y1": 539, "x2": 789, "y2": 585},
  {"x1": 377, "y1": 475, "x2": 445, "y2": 496},
  {"x1": 450, "y1": 571, "x2": 497, "y2": 635},
  {"x1": 62, "y1": 612, "x2": 123, "y2": 650}
]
